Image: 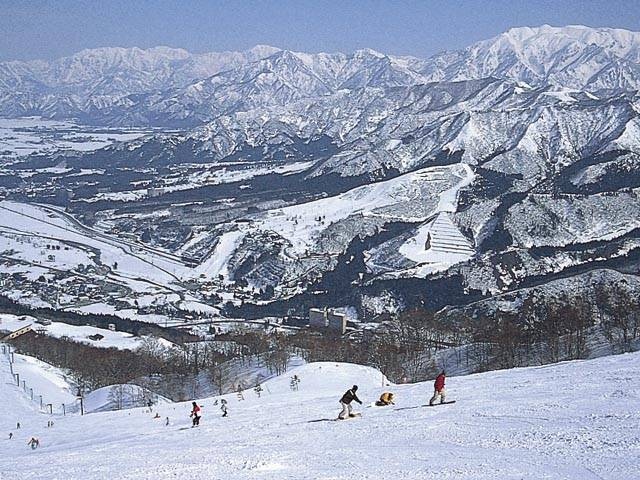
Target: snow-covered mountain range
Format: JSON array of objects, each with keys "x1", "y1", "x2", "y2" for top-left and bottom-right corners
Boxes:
[
  {"x1": 422, "y1": 24, "x2": 640, "y2": 90},
  {"x1": 2, "y1": 25, "x2": 640, "y2": 320},
  {"x1": 3, "y1": 25, "x2": 640, "y2": 124}
]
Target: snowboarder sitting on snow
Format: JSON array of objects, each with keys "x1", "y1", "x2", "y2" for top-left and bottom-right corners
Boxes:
[
  {"x1": 429, "y1": 371, "x2": 446, "y2": 406},
  {"x1": 27, "y1": 437, "x2": 39, "y2": 450},
  {"x1": 338, "y1": 385, "x2": 362, "y2": 419},
  {"x1": 375, "y1": 392, "x2": 395, "y2": 406},
  {"x1": 190, "y1": 402, "x2": 201, "y2": 427}
]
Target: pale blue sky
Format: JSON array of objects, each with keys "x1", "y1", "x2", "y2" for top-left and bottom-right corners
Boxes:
[{"x1": 1, "y1": 0, "x2": 639, "y2": 61}]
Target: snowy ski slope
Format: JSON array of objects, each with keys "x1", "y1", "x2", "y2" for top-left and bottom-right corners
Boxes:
[
  {"x1": 1, "y1": 349, "x2": 639, "y2": 479},
  {"x1": 251, "y1": 163, "x2": 474, "y2": 256},
  {"x1": 399, "y1": 212, "x2": 475, "y2": 276}
]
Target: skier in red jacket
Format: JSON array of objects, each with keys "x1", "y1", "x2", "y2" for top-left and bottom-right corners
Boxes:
[
  {"x1": 429, "y1": 371, "x2": 446, "y2": 406},
  {"x1": 190, "y1": 402, "x2": 201, "y2": 427}
]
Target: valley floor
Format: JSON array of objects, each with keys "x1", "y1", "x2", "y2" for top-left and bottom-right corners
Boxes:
[{"x1": 1, "y1": 350, "x2": 639, "y2": 479}]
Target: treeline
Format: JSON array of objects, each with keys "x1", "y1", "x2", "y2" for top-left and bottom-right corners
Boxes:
[
  {"x1": 8, "y1": 330, "x2": 279, "y2": 401},
  {"x1": 232, "y1": 282, "x2": 640, "y2": 383},
  {"x1": 7, "y1": 282, "x2": 639, "y2": 401},
  {"x1": 10, "y1": 332, "x2": 166, "y2": 390},
  {"x1": 467, "y1": 283, "x2": 640, "y2": 370}
]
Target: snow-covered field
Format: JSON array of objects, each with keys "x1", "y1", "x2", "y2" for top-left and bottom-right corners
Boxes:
[
  {"x1": 0, "y1": 201, "x2": 190, "y2": 297},
  {"x1": 81, "y1": 160, "x2": 316, "y2": 203},
  {"x1": 0, "y1": 117, "x2": 149, "y2": 160},
  {"x1": 1, "y1": 346, "x2": 639, "y2": 479},
  {"x1": 0, "y1": 314, "x2": 172, "y2": 351},
  {"x1": 0, "y1": 348, "x2": 168, "y2": 422},
  {"x1": 0, "y1": 200, "x2": 230, "y2": 320}
]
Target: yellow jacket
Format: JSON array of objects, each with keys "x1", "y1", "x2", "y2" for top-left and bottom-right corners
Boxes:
[{"x1": 379, "y1": 392, "x2": 394, "y2": 404}]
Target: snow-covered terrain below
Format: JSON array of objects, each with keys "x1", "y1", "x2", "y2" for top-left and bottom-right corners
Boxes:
[
  {"x1": 1, "y1": 347, "x2": 639, "y2": 479},
  {"x1": 0, "y1": 160, "x2": 476, "y2": 313},
  {"x1": 398, "y1": 212, "x2": 475, "y2": 277},
  {"x1": 0, "y1": 314, "x2": 173, "y2": 351},
  {"x1": 2, "y1": 24, "x2": 640, "y2": 320},
  {"x1": 0, "y1": 200, "x2": 193, "y2": 312},
  {"x1": 0, "y1": 117, "x2": 150, "y2": 160}
]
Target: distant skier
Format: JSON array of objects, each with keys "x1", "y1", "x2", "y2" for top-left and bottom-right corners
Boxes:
[
  {"x1": 190, "y1": 402, "x2": 201, "y2": 427},
  {"x1": 27, "y1": 437, "x2": 39, "y2": 450},
  {"x1": 16, "y1": 422, "x2": 20, "y2": 430},
  {"x1": 429, "y1": 371, "x2": 446, "y2": 406},
  {"x1": 375, "y1": 392, "x2": 395, "y2": 406},
  {"x1": 8, "y1": 432, "x2": 13, "y2": 440},
  {"x1": 220, "y1": 399, "x2": 228, "y2": 417},
  {"x1": 165, "y1": 416, "x2": 170, "y2": 426},
  {"x1": 338, "y1": 385, "x2": 362, "y2": 420}
]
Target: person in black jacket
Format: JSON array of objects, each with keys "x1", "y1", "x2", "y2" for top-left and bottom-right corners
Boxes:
[{"x1": 338, "y1": 385, "x2": 362, "y2": 419}]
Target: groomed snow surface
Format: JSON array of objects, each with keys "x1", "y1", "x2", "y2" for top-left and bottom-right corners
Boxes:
[
  {"x1": 399, "y1": 212, "x2": 475, "y2": 277},
  {"x1": 2, "y1": 349, "x2": 640, "y2": 479}
]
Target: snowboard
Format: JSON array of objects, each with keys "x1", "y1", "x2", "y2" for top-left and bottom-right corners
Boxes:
[
  {"x1": 337, "y1": 413, "x2": 362, "y2": 421},
  {"x1": 394, "y1": 401, "x2": 456, "y2": 412},
  {"x1": 178, "y1": 424, "x2": 203, "y2": 430},
  {"x1": 427, "y1": 400, "x2": 456, "y2": 407},
  {"x1": 305, "y1": 413, "x2": 362, "y2": 424}
]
